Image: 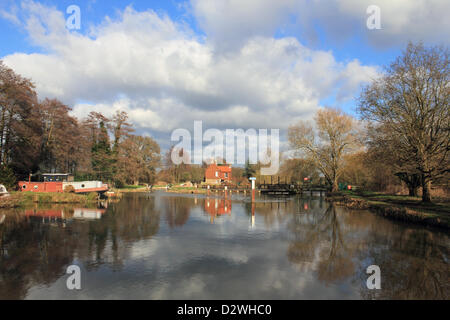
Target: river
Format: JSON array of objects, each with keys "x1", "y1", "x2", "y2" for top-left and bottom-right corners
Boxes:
[{"x1": 0, "y1": 192, "x2": 448, "y2": 299}]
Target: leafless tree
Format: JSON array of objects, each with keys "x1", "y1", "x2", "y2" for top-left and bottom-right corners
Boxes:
[
  {"x1": 289, "y1": 108, "x2": 359, "y2": 192},
  {"x1": 358, "y1": 43, "x2": 449, "y2": 202}
]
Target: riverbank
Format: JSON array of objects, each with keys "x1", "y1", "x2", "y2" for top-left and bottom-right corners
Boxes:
[
  {"x1": 162, "y1": 186, "x2": 252, "y2": 195},
  {"x1": 0, "y1": 194, "x2": 20, "y2": 209},
  {"x1": 0, "y1": 192, "x2": 100, "y2": 208},
  {"x1": 327, "y1": 191, "x2": 450, "y2": 229},
  {"x1": 116, "y1": 185, "x2": 149, "y2": 193},
  {"x1": 165, "y1": 186, "x2": 207, "y2": 194}
]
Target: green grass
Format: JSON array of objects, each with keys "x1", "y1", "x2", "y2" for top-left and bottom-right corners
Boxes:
[
  {"x1": 123, "y1": 185, "x2": 146, "y2": 189},
  {"x1": 343, "y1": 190, "x2": 450, "y2": 213}
]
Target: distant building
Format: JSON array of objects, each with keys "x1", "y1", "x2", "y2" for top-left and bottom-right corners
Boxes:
[{"x1": 205, "y1": 163, "x2": 232, "y2": 184}]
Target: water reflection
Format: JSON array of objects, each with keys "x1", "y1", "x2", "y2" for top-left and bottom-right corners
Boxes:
[
  {"x1": 204, "y1": 199, "x2": 232, "y2": 224},
  {"x1": 0, "y1": 193, "x2": 448, "y2": 299}
]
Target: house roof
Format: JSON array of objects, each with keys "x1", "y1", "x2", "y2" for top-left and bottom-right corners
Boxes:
[{"x1": 207, "y1": 164, "x2": 231, "y2": 172}]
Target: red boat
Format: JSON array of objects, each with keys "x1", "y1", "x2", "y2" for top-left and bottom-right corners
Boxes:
[{"x1": 19, "y1": 173, "x2": 109, "y2": 194}]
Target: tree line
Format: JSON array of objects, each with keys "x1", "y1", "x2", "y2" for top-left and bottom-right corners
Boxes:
[
  {"x1": 1, "y1": 42, "x2": 448, "y2": 202},
  {"x1": 288, "y1": 43, "x2": 449, "y2": 203},
  {"x1": 0, "y1": 61, "x2": 160, "y2": 188}
]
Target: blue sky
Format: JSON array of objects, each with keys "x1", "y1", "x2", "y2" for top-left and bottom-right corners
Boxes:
[
  {"x1": 0, "y1": 0, "x2": 448, "y2": 152},
  {"x1": 1, "y1": 0, "x2": 397, "y2": 62}
]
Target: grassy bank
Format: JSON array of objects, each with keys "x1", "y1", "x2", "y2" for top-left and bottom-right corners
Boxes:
[
  {"x1": 165, "y1": 187, "x2": 207, "y2": 194},
  {"x1": 116, "y1": 185, "x2": 149, "y2": 193},
  {"x1": 0, "y1": 194, "x2": 21, "y2": 209},
  {"x1": 327, "y1": 191, "x2": 450, "y2": 229},
  {"x1": 0, "y1": 192, "x2": 99, "y2": 208}
]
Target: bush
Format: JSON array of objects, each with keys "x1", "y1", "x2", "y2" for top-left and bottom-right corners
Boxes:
[
  {"x1": 87, "y1": 192, "x2": 98, "y2": 201},
  {"x1": 0, "y1": 165, "x2": 17, "y2": 190},
  {"x1": 64, "y1": 185, "x2": 75, "y2": 193},
  {"x1": 114, "y1": 179, "x2": 125, "y2": 188}
]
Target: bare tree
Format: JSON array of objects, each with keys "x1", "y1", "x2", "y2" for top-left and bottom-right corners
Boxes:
[
  {"x1": 289, "y1": 108, "x2": 359, "y2": 192},
  {"x1": 358, "y1": 43, "x2": 449, "y2": 202}
]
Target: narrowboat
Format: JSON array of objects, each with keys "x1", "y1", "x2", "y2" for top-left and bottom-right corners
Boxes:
[{"x1": 19, "y1": 173, "x2": 109, "y2": 194}]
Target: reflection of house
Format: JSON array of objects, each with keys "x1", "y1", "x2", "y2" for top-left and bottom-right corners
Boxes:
[
  {"x1": 204, "y1": 199, "x2": 232, "y2": 223},
  {"x1": 205, "y1": 164, "x2": 232, "y2": 184}
]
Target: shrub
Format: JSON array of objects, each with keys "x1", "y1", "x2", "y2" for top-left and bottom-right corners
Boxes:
[
  {"x1": 0, "y1": 165, "x2": 17, "y2": 190},
  {"x1": 87, "y1": 192, "x2": 98, "y2": 201},
  {"x1": 64, "y1": 185, "x2": 76, "y2": 193}
]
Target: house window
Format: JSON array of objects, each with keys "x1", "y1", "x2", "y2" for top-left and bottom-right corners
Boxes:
[
  {"x1": 224, "y1": 173, "x2": 228, "y2": 178},
  {"x1": 215, "y1": 171, "x2": 219, "y2": 177}
]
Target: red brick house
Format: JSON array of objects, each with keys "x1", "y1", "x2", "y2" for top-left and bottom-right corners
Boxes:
[{"x1": 205, "y1": 164, "x2": 232, "y2": 184}]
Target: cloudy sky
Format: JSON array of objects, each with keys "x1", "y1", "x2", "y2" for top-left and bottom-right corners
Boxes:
[{"x1": 0, "y1": 0, "x2": 448, "y2": 152}]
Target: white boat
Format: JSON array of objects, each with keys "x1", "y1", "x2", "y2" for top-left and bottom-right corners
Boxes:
[{"x1": 0, "y1": 184, "x2": 9, "y2": 197}]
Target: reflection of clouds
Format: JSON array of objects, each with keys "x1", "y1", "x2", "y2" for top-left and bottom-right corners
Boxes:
[
  {"x1": 24, "y1": 197, "x2": 359, "y2": 299},
  {"x1": 7, "y1": 193, "x2": 449, "y2": 300}
]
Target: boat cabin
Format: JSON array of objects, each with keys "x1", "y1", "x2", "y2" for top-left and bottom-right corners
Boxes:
[{"x1": 42, "y1": 173, "x2": 74, "y2": 182}]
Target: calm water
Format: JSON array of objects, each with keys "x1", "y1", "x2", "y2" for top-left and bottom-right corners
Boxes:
[{"x1": 0, "y1": 192, "x2": 448, "y2": 300}]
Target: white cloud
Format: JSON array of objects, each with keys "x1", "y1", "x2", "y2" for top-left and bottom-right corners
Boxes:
[
  {"x1": 192, "y1": 0, "x2": 450, "y2": 49},
  {"x1": 190, "y1": 0, "x2": 298, "y2": 51},
  {"x1": 306, "y1": 0, "x2": 450, "y2": 47},
  {"x1": 1, "y1": 1, "x2": 379, "y2": 152}
]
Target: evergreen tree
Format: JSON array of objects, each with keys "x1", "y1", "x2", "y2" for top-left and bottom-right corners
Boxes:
[
  {"x1": 0, "y1": 165, "x2": 17, "y2": 189},
  {"x1": 91, "y1": 121, "x2": 113, "y2": 181},
  {"x1": 243, "y1": 160, "x2": 256, "y2": 179}
]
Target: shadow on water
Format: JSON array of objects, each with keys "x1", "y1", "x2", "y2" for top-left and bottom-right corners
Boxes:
[{"x1": 0, "y1": 192, "x2": 448, "y2": 299}]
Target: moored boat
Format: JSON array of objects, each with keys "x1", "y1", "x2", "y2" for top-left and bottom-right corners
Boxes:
[
  {"x1": 18, "y1": 173, "x2": 109, "y2": 194},
  {"x1": 0, "y1": 184, "x2": 9, "y2": 197}
]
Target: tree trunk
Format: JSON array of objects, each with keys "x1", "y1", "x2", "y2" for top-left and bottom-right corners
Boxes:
[
  {"x1": 421, "y1": 177, "x2": 432, "y2": 203},
  {"x1": 408, "y1": 185, "x2": 418, "y2": 197},
  {"x1": 332, "y1": 179, "x2": 339, "y2": 193}
]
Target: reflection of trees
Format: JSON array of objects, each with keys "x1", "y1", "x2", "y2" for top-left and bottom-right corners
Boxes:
[
  {"x1": 358, "y1": 226, "x2": 449, "y2": 300},
  {"x1": 316, "y1": 206, "x2": 355, "y2": 283},
  {"x1": 0, "y1": 217, "x2": 78, "y2": 299},
  {"x1": 287, "y1": 203, "x2": 354, "y2": 283},
  {"x1": 163, "y1": 197, "x2": 194, "y2": 228},
  {"x1": 0, "y1": 193, "x2": 161, "y2": 299},
  {"x1": 285, "y1": 199, "x2": 449, "y2": 299}
]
